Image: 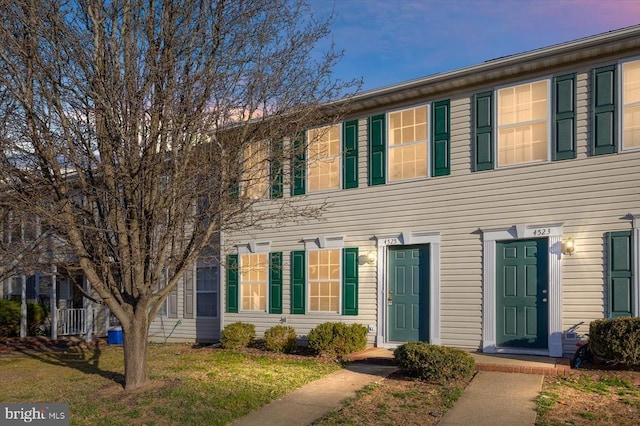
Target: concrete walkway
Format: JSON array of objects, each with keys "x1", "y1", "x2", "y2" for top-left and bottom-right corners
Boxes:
[{"x1": 231, "y1": 348, "x2": 570, "y2": 426}]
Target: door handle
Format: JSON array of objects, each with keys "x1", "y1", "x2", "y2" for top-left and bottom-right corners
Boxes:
[{"x1": 542, "y1": 298, "x2": 548, "y2": 303}]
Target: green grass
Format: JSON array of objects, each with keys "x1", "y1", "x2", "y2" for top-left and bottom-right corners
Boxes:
[
  {"x1": 535, "y1": 391, "x2": 559, "y2": 416},
  {"x1": 0, "y1": 343, "x2": 340, "y2": 425}
]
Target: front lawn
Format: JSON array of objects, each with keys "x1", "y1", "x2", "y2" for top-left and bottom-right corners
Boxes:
[{"x1": 0, "y1": 342, "x2": 340, "y2": 425}]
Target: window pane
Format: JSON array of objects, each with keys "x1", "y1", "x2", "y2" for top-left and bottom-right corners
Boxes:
[
  {"x1": 308, "y1": 124, "x2": 340, "y2": 192},
  {"x1": 497, "y1": 80, "x2": 549, "y2": 166},
  {"x1": 242, "y1": 141, "x2": 269, "y2": 199},
  {"x1": 388, "y1": 106, "x2": 428, "y2": 181},
  {"x1": 623, "y1": 61, "x2": 640, "y2": 149},
  {"x1": 240, "y1": 253, "x2": 267, "y2": 311},
  {"x1": 623, "y1": 105, "x2": 640, "y2": 148},
  {"x1": 197, "y1": 293, "x2": 218, "y2": 317},
  {"x1": 308, "y1": 250, "x2": 340, "y2": 313}
]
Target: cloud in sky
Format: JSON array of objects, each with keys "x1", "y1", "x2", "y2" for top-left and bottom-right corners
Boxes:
[{"x1": 310, "y1": 0, "x2": 640, "y2": 90}]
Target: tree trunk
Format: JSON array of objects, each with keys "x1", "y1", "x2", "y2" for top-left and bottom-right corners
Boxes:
[{"x1": 122, "y1": 316, "x2": 149, "y2": 390}]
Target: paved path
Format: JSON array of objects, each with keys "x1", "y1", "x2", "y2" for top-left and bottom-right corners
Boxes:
[
  {"x1": 439, "y1": 371, "x2": 544, "y2": 425},
  {"x1": 231, "y1": 362, "x2": 397, "y2": 426},
  {"x1": 231, "y1": 349, "x2": 563, "y2": 426}
]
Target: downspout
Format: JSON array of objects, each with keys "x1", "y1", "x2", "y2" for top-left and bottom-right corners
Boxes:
[
  {"x1": 50, "y1": 266, "x2": 57, "y2": 340},
  {"x1": 20, "y1": 273, "x2": 26, "y2": 338}
]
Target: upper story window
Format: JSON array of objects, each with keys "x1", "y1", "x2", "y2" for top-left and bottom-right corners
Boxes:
[
  {"x1": 242, "y1": 140, "x2": 269, "y2": 199},
  {"x1": 622, "y1": 59, "x2": 640, "y2": 150},
  {"x1": 240, "y1": 253, "x2": 268, "y2": 311},
  {"x1": 497, "y1": 80, "x2": 549, "y2": 167},
  {"x1": 307, "y1": 124, "x2": 341, "y2": 192},
  {"x1": 368, "y1": 101, "x2": 450, "y2": 186},
  {"x1": 388, "y1": 105, "x2": 428, "y2": 181}
]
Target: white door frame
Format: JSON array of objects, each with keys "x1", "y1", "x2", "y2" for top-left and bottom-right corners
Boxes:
[
  {"x1": 374, "y1": 231, "x2": 441, "y2": 348},
  {"x1": 482, "y1": 223, "x2": 564, "y2": 357}
]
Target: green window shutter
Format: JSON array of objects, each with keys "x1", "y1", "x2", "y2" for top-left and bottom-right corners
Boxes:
[
  {"x1": 269, "y1": 252, "x2": 283, "y2": 314},
  {"x1": 226, "y1": 254, "x2": 239, "y2": 313},
  {"x1": 342, "y1": 247, "x2": 359, "y2": 316},
  {"x1": 432, "y1": 100, "x2": 450, "y2": 176},
  {"x1": 183, "y1": 268, "x2": 194, "y2": 319},
  {"x1": 592, "y1": 65, "x2": 617, "y2": 156},
  {"x1": 368, "y1": 114, "x2": 386, "y2": 185},
  {"x1": 343, "y1": 120, "x2": 359, "y2": 189},
  {"x1": 270, "y1": 139, "x2": 283, "y2": 199},
  {"x1": 553, "y1": 73, "x2": 577, "y2": 160},
  {"x1": 291, "y1": 133, "x2": 306, "y2": 196},
  {"x1": 607, "y1": 231, "x2": 634, "y2": 318},
  {"x1": 473, "y1": 91, "x2": 494, "y2": 171},
  {"x1": 290, "y1": 250, "x2": 306, "y2": 314}
]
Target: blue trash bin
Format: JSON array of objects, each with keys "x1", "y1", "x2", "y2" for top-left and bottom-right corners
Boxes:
[{"x1": 108, "y1": 326, "x2": 123, "y2": 345}]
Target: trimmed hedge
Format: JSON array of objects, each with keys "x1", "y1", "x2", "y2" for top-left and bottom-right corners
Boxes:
[
  {"x1": 394, "y1": 342, "x2": 475, "y2": 383},
  {"x1": 264, "y1": 325, "x2": 297, "y2": 353},
  {"x1": 220, "y1": 322, "x2": 256, "y2": 349},
  {"x1": 589, "y1": 317, "x2": 640, "y2": 367},
  {"x1": 307, "y1": 322, "x2": 368, "y2": 357}
]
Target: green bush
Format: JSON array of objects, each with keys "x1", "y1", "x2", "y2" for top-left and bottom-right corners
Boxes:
[
  {"x1": 307, "y1": 322, "x2": 368, "y2": 357},
  {"x1": 0, "y1": 299, "x2": 21, "y2": 337},
  {"x1": 589, "y1": 317, "x2": 640, "y2": 367},
  {"x1": 220, "y1": 322, "x2": 256, "y2": 349},
  {"x1": 264, "y1": 325, "x2": 297, "y2": 353},
  {"x1": 27, "y1": 302, "x2": 47, "y2": 335},
  {"x1": 394, "y1": 342, "x2": 475, "y2": 383}
]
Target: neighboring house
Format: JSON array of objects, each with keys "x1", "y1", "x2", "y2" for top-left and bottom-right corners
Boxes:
[{"x1": 220, "y1": 25, "x2": 640, "y2": 358}]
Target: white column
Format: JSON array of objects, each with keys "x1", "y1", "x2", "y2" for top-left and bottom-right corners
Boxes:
[
  {"x1": 548, "y1": 236, "x2": 563, "y2": 357},
  {"x1": 50, "y1": 267, "x2": 57, "y2": 340},
  {"x1": 85, "y1": 277, "x2": 93, "y2": 342},
  {"x1": 20, "y1": 274, "x2": 26, "y2": 338}
]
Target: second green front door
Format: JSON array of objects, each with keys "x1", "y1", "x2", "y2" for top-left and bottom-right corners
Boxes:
[
  {"x1": 496, "y1": 238, "x2": 549, "y2": 349},
  {"x1": 388, "y1": 245, "x2": 429, "y2": 343}
]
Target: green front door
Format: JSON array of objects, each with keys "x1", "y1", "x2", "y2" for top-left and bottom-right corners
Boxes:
[
  {"x1": 496, "y1": 238, "x2": 549, "y2": 349},
  {"x1": 388, "y1": 245, "x2": 429, "y2": 343}
]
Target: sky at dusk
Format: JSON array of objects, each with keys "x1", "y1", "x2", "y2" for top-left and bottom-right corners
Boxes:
[{"x1": 309, "y1": 0, "x2": 640, "y2": 92}]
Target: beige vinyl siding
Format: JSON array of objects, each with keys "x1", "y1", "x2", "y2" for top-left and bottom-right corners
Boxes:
[{"x1": 222, "y1": 60, "x2": 640, "y2": 355}]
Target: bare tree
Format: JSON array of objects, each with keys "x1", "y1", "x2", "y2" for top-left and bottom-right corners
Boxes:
[{"x1": 0, "y1": 0, "x2": 356, "y2": 389}]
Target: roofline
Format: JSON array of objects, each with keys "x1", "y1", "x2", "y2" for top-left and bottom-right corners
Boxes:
[{"x1": 344, "y1": 24, "x2": 640, "y2": 107}]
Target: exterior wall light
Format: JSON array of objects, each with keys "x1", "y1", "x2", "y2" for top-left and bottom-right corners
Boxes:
[
  {"x1": 366, "y1": 251, "x2": 377, "y2": 264},
  {"x1": 562, "y1": 237, "x2": 576, "y2": 256}
]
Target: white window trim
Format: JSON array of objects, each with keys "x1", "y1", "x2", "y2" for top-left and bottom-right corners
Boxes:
[
  {"x1": 619, "y1": 57, "x2": 640, "y2": 152},
  {"x1": 386, "y1": 103, "x2": 431, "y2": 183},
  {"x1": 307, "y1": 124, "x2": 342, "y2": 193},
  {"x1": 374, "y1": 230, "x2": 441, "y2": 348},
  {"x1": 481, "y1": 223, "x2": 563, "y2": 357},
  {"x1": 630, "y1": 212, "x2": 640, "y2": 317},
  {"x1": 302, "y1": 235, "x2": 345, "y2": 250},
  {"x1": 306, "y1": 248, "x2": 342, "y2": 314},
  {"x1": 494, "y1": 77, "x2": 552, "y2": 169},
  {"x1": 236, "y1": 240, "x2": 271, "y2": 255}
]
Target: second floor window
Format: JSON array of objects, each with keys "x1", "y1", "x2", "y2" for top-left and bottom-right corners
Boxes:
[
  {"x1": 497, "y1": 80, "x2": 549, "y2": 167},
  {"x1": 388, "y1": 105, "x2": 428, "y2": 181},
  {"x1": 308, "y1": 124, "x2": 341, "y2": 192},
  {"x1": 242, "y1": 140, "x2": 269, "y2": 199},
  {"x1": 623, "y1": 59, "x2": 640, "y2": 149}
]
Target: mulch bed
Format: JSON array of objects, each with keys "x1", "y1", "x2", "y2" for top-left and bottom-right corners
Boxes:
[{"x1": 0, "y1": 336, "x2": 107, "y2": 354}]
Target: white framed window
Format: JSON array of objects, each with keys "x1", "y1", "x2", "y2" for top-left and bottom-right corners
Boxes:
[
  {"x1": 388, "y1": 105, "x2": 428, "y2": 181},
  {"x1": 308, "y1": 124, "x2": 341, "y2": 192},
  {"x1": 622, "y1": 59, "x2": 640, "y2": 150},
  {"x1": 240, "y1": 253, "x2": 268, "y2": 311},
  {"x1": 196, "y1": 266, "x2": 218, "y2": 317},
  {"x1": 242, "y1": 140, "x2": 269, "y2": 199},
  {"x1": 308, "y1": 249, "x2": 341, "y2": 313},
  {"x1": 497, "y1": 79, "x2": 550, "y2": 167}
]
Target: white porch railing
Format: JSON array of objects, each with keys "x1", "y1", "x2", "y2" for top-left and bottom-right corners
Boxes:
[{"x1": 57, "y1": 308, "x2": 96, "y2": 336}]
